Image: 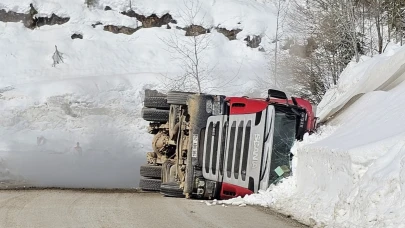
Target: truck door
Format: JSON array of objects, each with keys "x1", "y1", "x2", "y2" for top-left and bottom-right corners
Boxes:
[{"x1": 258, "y1": 106, "x2": 275, "y2": 191}]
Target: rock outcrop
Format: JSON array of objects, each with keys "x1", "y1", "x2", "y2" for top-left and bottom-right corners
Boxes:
[
  {"x1": 34, "y1": 13, "x2": 70, "y2": 28},
  {"x1": 216, "y1": 28, "x2": 242, "y2": 40},
  {"x1": 103, "y1": 25, "x2": 140, "y2": 35},
  {"x1": 0, "y1": 9, "x2": 26, "y2": 23},
  {"x1": 185, "y1": 25, "x2": 210, "y2": 36},
  {"x1": 244, "y1": 35, "x2": 262, "y2": 48},
  {"x1": 71, "y1": 33, "x2": 83, "y2": 39},
  {"x1": 0, "y1": 4, "x2": 69, "y2": 29},
  {"x1": 0, "y1": 5, "x2": 263, "y2": 48},
  {"x1": 121, "y1": 10, "x2": 176, "y2": 28}
]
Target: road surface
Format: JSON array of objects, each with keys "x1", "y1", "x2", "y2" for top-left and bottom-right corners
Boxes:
[{"x1": 0, "y1": 190, "x2": 306, "y2": 228}]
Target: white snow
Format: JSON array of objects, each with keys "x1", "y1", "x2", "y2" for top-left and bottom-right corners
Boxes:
[
  {"x1": 317, "y1": 43, "x2": 405, "y2": 122},
  {"x1": 0, "y1": 74, "x2": 162, "y2": 188},
  {"x1": 0, "y1": 0, "x2": 277, "y2": 187},
  {"x1": 219, "y1": 44, "x2": 405, "y2": 227}
]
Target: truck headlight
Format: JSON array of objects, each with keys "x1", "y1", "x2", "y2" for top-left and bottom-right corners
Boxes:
[
  {"x1": 206, "y1": 99, "x2": 213, "y2": 113},
  {"x1": 212, "y1": 100, "x2": 221, "y2": 115}
]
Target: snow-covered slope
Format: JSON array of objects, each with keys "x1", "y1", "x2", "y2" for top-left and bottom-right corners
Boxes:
[
  {"x1": 0, "y1": 0, "x2": 277, "y2": 187},
  {"x1": 218, "y1": 44, "x2": 405, "y2": 227},
  {"x1": 0, "y1": 0, "x2": 275, "y2": 88}
]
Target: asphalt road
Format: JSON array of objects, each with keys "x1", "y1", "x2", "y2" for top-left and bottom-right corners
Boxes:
[{"x1": 0, "y1": 190, "x2": 306, "y2": 228}]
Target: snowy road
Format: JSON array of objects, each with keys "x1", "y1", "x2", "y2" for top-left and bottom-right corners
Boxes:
[{"x1": 0, "y1": 190, "x2": 306, "y2": 228}]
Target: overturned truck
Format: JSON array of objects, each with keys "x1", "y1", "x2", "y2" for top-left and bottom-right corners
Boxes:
[{"x1": 139, "y1": 89, "x2": 316, "y2": 199}]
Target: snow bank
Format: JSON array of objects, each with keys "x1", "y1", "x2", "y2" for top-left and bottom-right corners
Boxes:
[
  {"x1": 317, "y1": 43, "x2": 405, "y2": 122},
  {"x1": 218, "y1": 44, "x2": 405, "y2": 227}
]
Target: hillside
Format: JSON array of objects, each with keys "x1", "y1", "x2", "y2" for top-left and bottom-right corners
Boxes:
[{"x1": 0, "y1": 0, "x2": 277, "y2": 188}]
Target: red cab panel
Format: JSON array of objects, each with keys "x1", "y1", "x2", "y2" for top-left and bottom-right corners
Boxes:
[
  {"x1": 293, "y1": 98, "x2": 316, "y2": 132},
  {"x1": 220, "y1": 182, "x2": 254, "y2": 200},
  {"x1": 226, "y1": 97, "x2": 268, "y2": 115}
]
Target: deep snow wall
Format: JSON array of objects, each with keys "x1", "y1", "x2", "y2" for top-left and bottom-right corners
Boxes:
[
  {"x1": 283, "y1": 45, "x2": 405, "y2": 227},
  {"x1": 217, "y1": 44, "x2": 405, "y2": 228}
]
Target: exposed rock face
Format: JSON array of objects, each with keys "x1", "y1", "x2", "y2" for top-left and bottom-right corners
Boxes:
[
  {"x1": 244, "y1": 35, "x2": 261, "y2": 48},
  {"x1": 71, "y1": 33, "x2": 83, "y2": 39},
  {"x1": 121, "y1": 10, "x2": 176, "y2": 28},
  {"x1": 0, "y1": 9, "x2": 26, "y2": 23},
  {"x1": 0, "y1": 4, "x2": 36, "y2": 27},
  {"x1": 216, "y1": 28, "x2": 242, "y2": 40},
  {"x1": 103, "y1": 25, "x2": 140, "y2": 35},
  {"x1": 287, "y1": 38, "x2": 318, "y2": 58},
  {"x1": 1, "y1": 5, "x2": 264, "y2": 49},
  {"x1": 0, "y1": 4, "x2": 69, "y2": 29},
  {"x1": 185, "y1": 25, "x2": 210, "y2": 36},
  {"x1": 92, "y1": 22, "x2": 102, "y2": 28},
  {"x1": 34, "y1": 14, "x2": 70, "y2": 28}
]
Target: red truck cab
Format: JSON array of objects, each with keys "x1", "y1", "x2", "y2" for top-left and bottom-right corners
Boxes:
[{"x1": 140, "y1": 89, "x2": 316, "y2": 200}]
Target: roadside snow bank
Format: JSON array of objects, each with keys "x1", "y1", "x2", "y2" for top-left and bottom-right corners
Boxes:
[
  {"x1": 219, "y1": 44, "x2": 405, "y2": 227},
  {"x1": 317, "y1": 43, "x2": 405, "y2": 122},
  {"x1": 284, "y1": 46, "x2": 405, "y2": 227}
]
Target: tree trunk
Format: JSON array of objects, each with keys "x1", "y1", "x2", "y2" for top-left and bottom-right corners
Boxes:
[
  {"x1": 273, "y1": 0, "x2": 281, "y2": 87},
  {"x1": 193, "y1": 36, "x2": 202, "y2": 93},
  {"x1": 376, "y1": 15, "x2": 383, "y2": 54},
  {"x1": 347, "y1": 2, "x2": 359, "y2": 62}
]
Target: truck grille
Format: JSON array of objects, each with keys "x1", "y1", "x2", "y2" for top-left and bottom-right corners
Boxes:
[{"x1": 202, "y1": 113, "x2": 265, "y2": 190}]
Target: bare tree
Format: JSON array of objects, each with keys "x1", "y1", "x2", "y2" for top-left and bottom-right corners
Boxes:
[
  {"x1": 369, "y1": 0, "x2": 384, "y2": 53},
  {"x1": 345, "y1": 0, "x2": 361, "y2": 62},
  {"x1": 52, "y1": 45, "x2": 64, "y2": 67},
  {"x1": 263, "y1": 0, "x2": 402, "y2": 103},
  {"x1": 271, "y1": 0, "x2": 290, "y2": 86},
  {"x1": 268, "y1": 0, "x2": 366, "y2": 103},
  {"x1": 160, "y1": 0, "x2": 213, "y2": 93}
]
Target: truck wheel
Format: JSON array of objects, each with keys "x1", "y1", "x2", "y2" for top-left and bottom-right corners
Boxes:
[
  {"x1": 160, "y1": 182, "x2": 185, "y2": 198},
  {"x1": 139, "y1": 177, "x2": 161, "y2": 191},
  {"x1": 144, "y1": 96, "x2": 170, "y2": 109},
  {"x1": 167, "y1": 91, "x2": 195, "y2": 105},
  {"x1": 140, "y1": 165, "x2": 162, "y2": 179},
  {"x1": 142, "y1": 107, "x2": 169, "y2": 122}
]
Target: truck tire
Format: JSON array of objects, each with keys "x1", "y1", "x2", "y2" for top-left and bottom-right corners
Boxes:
[
  {"x1": 160, "y1": 182, "x2": 184, "y2": 198},
  {"x1": 167, "y1": 91, "x2": 194, "y2": 105},
  {"x1": 142, "y1": 107, "x2": 169, "y2": 122},
  {"x1": 139, "y1": 177, "x2": 161, "y2": 191},
  {"x1": 144, "y1": 89, "x2": 166, "y2": 98},
  {"x1": 144, "y1": 96, "x2": 170, "y2": 109},
  {"x1": 140, "y1": 165, "x2": 162, "y2": 179}
]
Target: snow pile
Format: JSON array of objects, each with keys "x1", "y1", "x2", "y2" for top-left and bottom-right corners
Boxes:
[
  {"x1": 0, "y1": 0, "x2": 277, "y2": 188},
  {"x1": 317, "y1": 43, "x2": 405, "y2": 122},
  {"x1": 219, "y1": 44, "x2": 405, "y2": 227}
]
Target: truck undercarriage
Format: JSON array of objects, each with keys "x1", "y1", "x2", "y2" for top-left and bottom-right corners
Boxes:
[{"x1": 139, "y1": 89, "x2": 316, "y2": 200}]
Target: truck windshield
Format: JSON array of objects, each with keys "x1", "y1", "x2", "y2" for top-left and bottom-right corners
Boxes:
[{"x1": 268, "y1": 111, "x2": 297, "y2": 184}]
